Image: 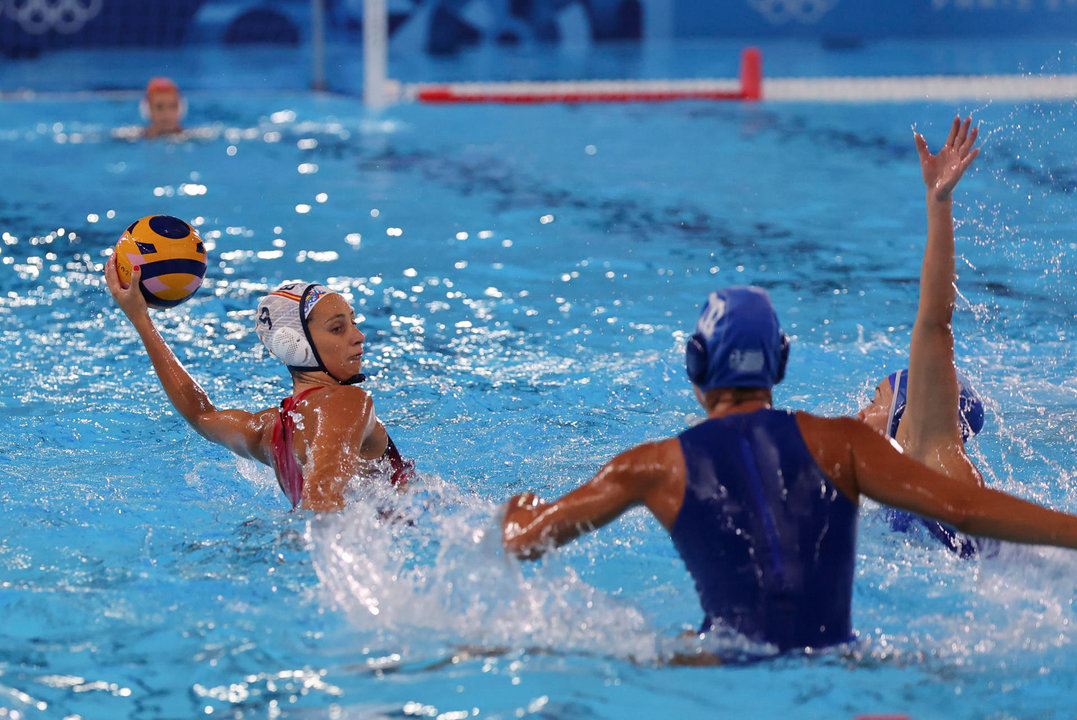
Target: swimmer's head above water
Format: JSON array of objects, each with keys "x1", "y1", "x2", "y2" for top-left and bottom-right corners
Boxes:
[
  {"x1": 255, "y1": 282, "x2": 366, "y2": 385},
  {"x1": 685, "y1": 286, "x2": 789, "y2": 395},
  {"x1": 858, "y1": 369, "x2": 985, "y2": 441},
  {"x1": 142, "y1": 77, "x2": 185, "y2": 137}
]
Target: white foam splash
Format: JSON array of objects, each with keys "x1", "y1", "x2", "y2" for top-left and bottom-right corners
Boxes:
[{"x1": 306, "y1": 473, "x2": 661, "y2": 662}]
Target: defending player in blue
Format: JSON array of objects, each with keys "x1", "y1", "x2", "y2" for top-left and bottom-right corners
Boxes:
[
  {"x1": 855, "y1": 115, "x2": 988, "y2": 557},
  {"x1": 501, "y1": 285, "x2": 1077, "y2": 653}
]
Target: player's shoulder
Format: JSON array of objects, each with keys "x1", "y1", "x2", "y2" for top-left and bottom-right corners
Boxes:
[
  {"x1": 306, "y1": 384, "x2": 374, "y2": 419},
  {"x1": 611, "y1": 436, "x2": 683, "y2": 477},
  {"x1": 793, "y1": 411, "x2": 863, "y2": 435}
]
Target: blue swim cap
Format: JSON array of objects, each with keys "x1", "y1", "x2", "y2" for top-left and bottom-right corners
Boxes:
[
  {"x1": 686, "y1": 286, "x2": 789, "y2": 391},
  {"x1": 886, "y1": 369, "x2": 985, "y2": 442}
]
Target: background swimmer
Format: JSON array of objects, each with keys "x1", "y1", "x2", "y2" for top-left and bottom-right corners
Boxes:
[
  {"x1": 141, "y1": 76, "x2": 185, "y2": 138},
  {"x1": 502, "y1": 286, "x2": 1077, "y2": 653},
  {"x1": 105, "y1": 263, "x2": 410, "y2": 511}
]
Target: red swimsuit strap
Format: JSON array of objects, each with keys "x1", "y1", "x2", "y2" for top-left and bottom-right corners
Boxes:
[
  {"x1": 272, "y1": 387, "x2": 327, "y2": 510},
  {"x1": 282, "y1": 386, "x2": 326, "y2": 412}
]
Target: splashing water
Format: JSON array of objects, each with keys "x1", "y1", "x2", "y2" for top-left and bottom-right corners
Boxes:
[
  {"x1": 4, "y1": 54, "x2": 1077, "y2": 715},
  {"x1": 307, "y1": 472, "x2": 663, "y2": 664}
]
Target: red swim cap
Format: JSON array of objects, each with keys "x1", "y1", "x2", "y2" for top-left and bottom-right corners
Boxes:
[{"x1": 145, "y1": 77, "x2": 179, "y2": 97}]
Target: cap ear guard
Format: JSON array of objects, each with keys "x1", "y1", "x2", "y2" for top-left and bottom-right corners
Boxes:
[
  {"x1": 685, "y1": 333, "x2": 709, "y2": 386},
  {"x1": 774, "y1": 333, "x2": 790, "y2": 385},
  {"x1": 270, "y1": 327, "x2": 314, "y2": 368},
  {"x1": 255, "y1": 283, "x2": 322, "y2": 372}
]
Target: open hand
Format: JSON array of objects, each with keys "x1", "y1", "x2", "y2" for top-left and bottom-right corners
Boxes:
[{"x1": 916, "y1": 115, "x2": 980, "y2": 202}]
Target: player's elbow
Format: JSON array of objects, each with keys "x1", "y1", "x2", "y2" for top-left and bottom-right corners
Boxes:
[
  {"x1": 913, "y1": 316, "x2": 954, "y2": 338},
  {"x1": 936, "y1": 504, "x2": 970, "y2": 531},
  {"x1": 922, "y1": 496, "x2": 975, "y2": 533},
  {"x1": 189, "y1": 413, "x2": 218, "y2": 440}
]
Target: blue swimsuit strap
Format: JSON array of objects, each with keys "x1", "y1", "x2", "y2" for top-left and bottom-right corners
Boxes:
[{"x1": 885, "y1": 369, "x2": 907, "y2": 439}]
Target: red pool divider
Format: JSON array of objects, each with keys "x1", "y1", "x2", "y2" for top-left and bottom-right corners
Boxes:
[
  {"x1": 740, "y1": 46, "x2": 762, "y2": 100},
  {"x1": 414, "y1": 47, "x2": 762, "y2": 104}
]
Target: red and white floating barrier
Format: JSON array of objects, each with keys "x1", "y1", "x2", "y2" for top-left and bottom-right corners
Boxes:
[
  {"x1": 410, "y1": 47, "x2": 763, "y2": 104},
  {"x1": 402, "y1": 45, "x2": 1077, "y2": 105}
]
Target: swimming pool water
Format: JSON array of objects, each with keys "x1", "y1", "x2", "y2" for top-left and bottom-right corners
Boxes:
[{"x1": 1, "y1": 40, "x2": 1076, "y2": 720}]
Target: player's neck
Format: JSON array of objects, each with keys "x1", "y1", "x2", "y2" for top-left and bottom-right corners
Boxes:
[
  {"x1": 704, "y1": 388, "x2": 772, "y2": 419},
  {"x1": 291, "y1": 371, "x2": 340, "y2": 394}
]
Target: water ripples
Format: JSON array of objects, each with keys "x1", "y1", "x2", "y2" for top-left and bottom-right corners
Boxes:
[{"x1": 1, "y1": 94, "x2": 1076, "y2": 717}]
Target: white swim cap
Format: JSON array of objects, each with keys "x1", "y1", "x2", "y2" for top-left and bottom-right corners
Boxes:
[{"x1": 255, "y1": 282, "x2": 336, "y2": 370}]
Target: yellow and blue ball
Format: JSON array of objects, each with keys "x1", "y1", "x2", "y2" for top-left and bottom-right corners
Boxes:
[{"x1": 114, "y1": 215, "x2": 207, "y2": 308}]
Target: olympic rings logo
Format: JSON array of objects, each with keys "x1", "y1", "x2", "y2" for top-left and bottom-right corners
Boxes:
[
  {"x1": 0, "y1": 0, "x2": 103, "y2": 35},
  {"x1": 748, "y1": 0, "x2": 838, "y2": 24}
]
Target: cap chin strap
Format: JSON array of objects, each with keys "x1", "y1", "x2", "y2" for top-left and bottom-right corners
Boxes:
[
  {"x1": 297, "y1": 284, "x2": 367, "y2": 386},
  {"x1": 286, "y1": 365, "x2": 366, "y2": 385}
]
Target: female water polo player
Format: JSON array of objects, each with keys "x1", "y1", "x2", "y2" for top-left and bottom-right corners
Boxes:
[
  {"x1": 105, "y1": 260, "x2": 410, "y2": 511},
  {"x1": 142, "y1": 77, "x2": 185, "y2": 139},
  {"x1": 855, "y1": 116, "x2": 988, "y2": 556}
]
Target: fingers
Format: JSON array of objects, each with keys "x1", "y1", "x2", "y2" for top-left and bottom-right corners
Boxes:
[
  {"x1": 937, "y1": 115, "x2": 980, "y2": 162},
  {"x1": 923, "y1": 115, "x2": 976, "y2": 158},
  {"x1": 958, "y1": 146, "x2": 980, "y2": 174},
  {"x1": 914, "y1": 131, "x2": 930, "y2": 161},
  {"x1": 105, "y1": 254, "x2": 151, "y2": 320},
  {"x1": 104, "y1": 254, "x2": 123, "y2": 295},
  {"x1": 105, "y1": 254, "x2": 142, "y2": 300},
  {"x1": 957, "y1": 115, "x2": 971, "y2": 147},
  {"x1": 502, "y1": 492, "x2": 541, "y2": 552},
  {"x1": 944, "y1": 114, "x2": 961, "y2": 148},
  {"x1": 949, "y1": 116, "x2": 979, "y2": 154},
  {"x1": 958, "y1": 124, "x2": 979, "y2": 157}
]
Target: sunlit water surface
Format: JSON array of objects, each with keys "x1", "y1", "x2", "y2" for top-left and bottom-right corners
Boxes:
[{"x1": 1, "y1": 43, "x2": 1076, "y2": 720}]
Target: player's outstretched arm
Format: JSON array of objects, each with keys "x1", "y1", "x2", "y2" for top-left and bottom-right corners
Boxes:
[
  {"x1": 503, "y1": 440, "x2": 679, "y2": 560},
  {"x1": 105, "y1": 256, "x2": 268, "y2": 461},
  {"x1": 901, "y1": 115, "x2": 981, "y2": 452},
  {"x1": 798, "y1": 413, "x2": 1077, "y2": 549}
]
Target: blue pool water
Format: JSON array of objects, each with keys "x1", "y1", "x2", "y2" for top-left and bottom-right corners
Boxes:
[{"x1": 2, "y1": 40, "x2": 1077, "y2": 719}]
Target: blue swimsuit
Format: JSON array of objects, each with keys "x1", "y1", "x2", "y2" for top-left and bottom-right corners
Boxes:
[
  {"x1": 885, "y1": 506, "x2": 982, "y2": 558},
  {"x1": 883, "y1": 409, "x2": 989, "y2": 559},
  {"x1": 670, "y1": 409, "x2": 858, "y2": 651}
]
